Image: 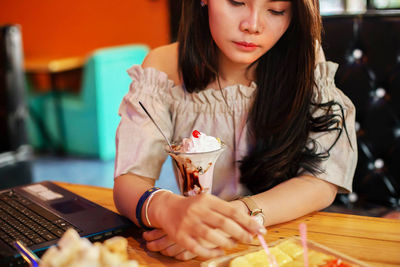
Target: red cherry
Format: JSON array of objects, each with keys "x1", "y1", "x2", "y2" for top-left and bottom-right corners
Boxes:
[{"x1": 192, "y1": 130, "x2": 201, "y2": 138}]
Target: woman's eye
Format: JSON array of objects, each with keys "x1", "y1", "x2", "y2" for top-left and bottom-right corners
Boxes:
[
  {"x1": 229, "y1": 0, "x2": 245, "y2": 6},
  {"x1": 269, "y1": 9, "x2": 285, "y2": 16}
]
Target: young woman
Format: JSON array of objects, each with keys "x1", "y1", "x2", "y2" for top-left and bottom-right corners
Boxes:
[{"x1": 113, "y1": 0, "x2": 357, "y2": 261}]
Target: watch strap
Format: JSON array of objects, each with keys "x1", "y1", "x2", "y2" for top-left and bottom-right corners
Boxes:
[
  {"x1": 238, "y1": 196, "x2": 262, "y2": 216},
  {"x1": 238, "y1": 196, "x2": 265, "y2": 225}
]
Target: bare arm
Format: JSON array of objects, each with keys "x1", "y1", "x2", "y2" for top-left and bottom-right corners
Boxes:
[
  {"x1": 143, "y1": 174, "x2": 337, "y2": 260},
  {"x1": 113, "y1": 173, "x2": 264, "y2": 259},
  {"x1": 113, "y1": 173, "x2": 156, "y2": 225},
  {"x1": 231, "y1": 175, "x2": 338, "y2": 226}
]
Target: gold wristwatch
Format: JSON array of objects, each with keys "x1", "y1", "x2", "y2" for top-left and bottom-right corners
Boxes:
[{"x1": 238, "y1": 196, "x2": 265, "y2": 226}]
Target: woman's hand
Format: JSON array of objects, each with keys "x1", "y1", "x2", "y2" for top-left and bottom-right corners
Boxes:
[
  {"x1": 143, "y1": 198, "x2": 259, "y2": 260},
  {"x1": 143, "y1": 229, "x2": 198, "y2": 260},
  {"x1": 148, "y1": 192, "x2": 265, "y2": 259}
]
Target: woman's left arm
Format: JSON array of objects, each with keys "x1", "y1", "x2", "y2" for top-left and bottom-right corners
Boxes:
[
  {"x1": 231, "y1": 175, "x2": 337, "y2": 226},
  {"x1": 144, "y1": 175, "x2": 337, "y2": 260}
]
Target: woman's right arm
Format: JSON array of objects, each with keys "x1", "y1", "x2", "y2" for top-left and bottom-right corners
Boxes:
[
  {"x1": 113, "y1": 173, "x2": 156, "y2": 225},
  {"x1": 113, "y1": 173, "x2": 264, "y2": 259}
]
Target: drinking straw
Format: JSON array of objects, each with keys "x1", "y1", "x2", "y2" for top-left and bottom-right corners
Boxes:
[
  {"x1": 299, "y1": 223, "x2": 309, "y2": 267},
  {"x1": 14, "y1": 240, "x2": 40, "y2": 267},
  {"x1": 257, "y1": 234, "x2": 278, "y2": 267}
]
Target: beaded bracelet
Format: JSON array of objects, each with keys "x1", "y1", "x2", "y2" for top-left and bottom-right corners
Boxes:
[
  {"x1": 136, "y1": 187, "x2": 160, "y2": 230},
  {"x1": 144, "y1": 189, "x2": 173, "y2": 228}
]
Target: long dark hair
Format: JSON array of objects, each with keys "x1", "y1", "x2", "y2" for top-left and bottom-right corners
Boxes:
[{"x1": 178, "y1": 0, "x2": 350, "y2": 194}]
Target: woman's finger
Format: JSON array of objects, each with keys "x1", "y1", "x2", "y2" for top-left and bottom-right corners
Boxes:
[
  {"x1": 177, "y1": 234, "x2": 224, "y2": 259},
  {"x1": 211, "y1": 203, "x2": 265, "y2": 235},
  {"x1": 174, "y1": 250, "x2": 198, "y2": 261},
  {"x1": 194, "y1": 224, "x2": 236, "y2": 249},
  {"x1": 146, "y1": 235, "x2": 176, "y2": 252},
  {"x1": 142, "y1": 228, "x2": 167, "y2": 242},
  {"x1": 160, "y1": 243, "x2": 186, "y2": 257},
  {"x1": 204, "y1": 211, "x2": 254, "y2": 244}
]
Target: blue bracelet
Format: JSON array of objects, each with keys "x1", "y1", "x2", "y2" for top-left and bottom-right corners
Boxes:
[{"x1": 136, "y1": 187, "x2": 160, "y2": 230}]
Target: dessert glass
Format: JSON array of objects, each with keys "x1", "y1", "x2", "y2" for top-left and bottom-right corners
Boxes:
[{"x1": 165, "y1": 142, "x2": 225, "y2": 196}]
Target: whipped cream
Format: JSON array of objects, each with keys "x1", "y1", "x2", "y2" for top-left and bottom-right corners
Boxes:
[{"x1": 179, "y1": 130, "x2": 221, "y2": 153}]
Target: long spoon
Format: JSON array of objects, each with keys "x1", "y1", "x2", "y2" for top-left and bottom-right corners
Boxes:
[{"x1": 138, "y1": 101, "x2": 173, "y2": 150}]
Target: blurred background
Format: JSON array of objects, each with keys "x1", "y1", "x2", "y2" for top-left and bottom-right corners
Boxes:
[{"x1": 1, "y1": 0, "x2": 400, "y2": 218}]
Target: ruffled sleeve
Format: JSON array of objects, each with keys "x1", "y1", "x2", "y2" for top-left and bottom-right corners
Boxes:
[
  {"x1": 302, "y1": 61, "x2": 358, "y2": 193},
  {"x1": 114, "y1": 65, "x2": 175, "y2": 179}
]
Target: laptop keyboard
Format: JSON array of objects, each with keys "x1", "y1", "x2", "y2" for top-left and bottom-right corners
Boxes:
[{"x1": 0, "y1": 190, "x2": 81, "y2": 249}]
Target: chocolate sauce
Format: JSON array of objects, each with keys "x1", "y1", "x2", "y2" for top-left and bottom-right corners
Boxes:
[
  {"x1": 173, "y1": 158, "x2": 212, "y2": 196},
  {"x1": 182, "y1": 167, "x2": 202, "y2": 196}
]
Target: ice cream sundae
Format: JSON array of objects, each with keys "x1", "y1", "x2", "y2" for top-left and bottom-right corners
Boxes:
[{"x1": 166, "y1": 130, "x2": 224, "y2": 196}]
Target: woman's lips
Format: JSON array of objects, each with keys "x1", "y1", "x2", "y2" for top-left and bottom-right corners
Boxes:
[{"x1": 233, "y1": 41, "x2": 258, "y2": 51}]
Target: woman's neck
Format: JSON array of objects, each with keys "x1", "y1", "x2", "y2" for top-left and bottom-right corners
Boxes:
[{"x1": 217, "y1": 57, "x2": 256, "y2": 89}]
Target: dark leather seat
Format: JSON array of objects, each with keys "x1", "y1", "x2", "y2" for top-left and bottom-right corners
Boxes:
[{"x1": 322, "y1": 12, "x2": 400, "y2": 209}]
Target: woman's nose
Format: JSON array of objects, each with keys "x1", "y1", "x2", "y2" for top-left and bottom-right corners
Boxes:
[{"x1": 239, "y1": 10, "x2": 262, "y2": 34}]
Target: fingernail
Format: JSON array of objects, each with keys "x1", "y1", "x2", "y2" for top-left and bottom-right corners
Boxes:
[{"x1": 258, "y1": 227, "x2": 267, "y2": 235}]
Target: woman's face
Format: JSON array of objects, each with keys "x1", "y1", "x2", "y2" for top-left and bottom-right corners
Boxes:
[{"x1": 205, "y1": 0, "x2": 292, "y2": 67}]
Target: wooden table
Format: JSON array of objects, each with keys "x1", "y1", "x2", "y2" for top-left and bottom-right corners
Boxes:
[
  {"x1": 25, "y1": 57, "x2": 86, "y2": 73},
  {"x1": 56, "y1": 182, "x2": 400, "y2": 267}
]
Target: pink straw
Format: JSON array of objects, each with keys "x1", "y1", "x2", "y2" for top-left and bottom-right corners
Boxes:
[
  {"x1": 299, "y1": 223, "x2": 309, "y2": 267},
  {"x1": 257, "y1": 234, "x2": 278, "y2": 267}
]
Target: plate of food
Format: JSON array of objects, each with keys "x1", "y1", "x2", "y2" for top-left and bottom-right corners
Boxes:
[
  {"x1": 21, "y1": 228, "x2": 141, "y2": 267},
  {"x1": 201, "y1": 236, "x2": 372, "y2": 267}
]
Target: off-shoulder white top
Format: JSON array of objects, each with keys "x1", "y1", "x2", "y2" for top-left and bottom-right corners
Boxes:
[{"x1": 115, "y1": 61, "x2": 357, "y2": 200}]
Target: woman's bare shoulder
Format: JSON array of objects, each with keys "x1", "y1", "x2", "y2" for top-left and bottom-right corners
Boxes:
[{"x1": 142, "y1": 42, "x2": 181, "y2": 85}]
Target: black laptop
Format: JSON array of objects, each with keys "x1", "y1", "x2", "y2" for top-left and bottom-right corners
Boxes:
[{"x1": 0, "y1": 181, "x2": 133, "y2": 266}]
